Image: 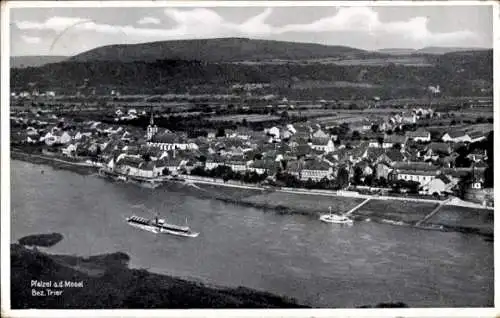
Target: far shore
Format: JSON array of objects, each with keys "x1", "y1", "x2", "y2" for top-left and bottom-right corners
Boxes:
[
  {"x1": 12, "y1": 238, "x2": 306, "y2": 308},
  {"x1": 11, "y1": 151, "x2": 494, "y2": 239},
  {"x1": 13, "y1": 234, "x2": 410, "y2": 308}
]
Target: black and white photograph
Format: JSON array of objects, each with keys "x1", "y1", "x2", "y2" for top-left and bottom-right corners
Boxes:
[{"x1": 1, "y1": 1, "x2": 497, "y2": 315}]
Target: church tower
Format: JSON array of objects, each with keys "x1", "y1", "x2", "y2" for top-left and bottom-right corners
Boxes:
[{"x1": 146, "y1": 109, "x2": 158, "y2": 141}]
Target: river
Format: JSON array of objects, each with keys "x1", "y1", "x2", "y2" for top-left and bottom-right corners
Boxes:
[{"x1": 11, "y1": 160, "x2": 493, "y2": 308}]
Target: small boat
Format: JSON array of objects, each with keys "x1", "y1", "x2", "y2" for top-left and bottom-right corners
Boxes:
[
  {"x1": 126, "y1": 214, "x2": 199, "y2": 238},
  {"x1": 319, "y1": 206, "x2": 353, "y2": 224}
]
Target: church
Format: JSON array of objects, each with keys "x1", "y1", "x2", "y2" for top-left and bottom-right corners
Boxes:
[{"x1": 145, "y1": 111, "x2": 198, "y2": 151}]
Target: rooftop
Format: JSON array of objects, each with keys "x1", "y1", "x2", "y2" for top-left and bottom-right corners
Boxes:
[
  {"x1": 406, "y1": 128, "x2": 430, "y2": 138},
  {"x1": 384, "y1": 134, "x2": 407, "y2": 144}
]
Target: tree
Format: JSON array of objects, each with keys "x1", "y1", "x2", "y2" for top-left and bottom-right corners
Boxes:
[
  {"x1": 371, "y1": 124, "x2": 379, "y2": 133},
  {"x1": 406, "y1": 181, "x2": 420, "y2": 194},
  {"x1": 190, "y1": 166, "x2": 208, "y2": 177},
  {"x1": 430, "y1": 130, "x2": 441, "y2": 141},
  {"x1": 253, "y1": 153, "x2": 263, "y2": 160},
  {"x1": 364, "y1": 174, "x2": 374, "y2": 187},
  {"x1": 336, "y1": 168, "x2": 350, "y2": 189},
  {"x1": 352, "y1": 130, "x2": 361, "y2": 140},
  {"x1": 455, "y1": 172, "x2": 473, "y2": 198},
  {"x1": 305, "y1": 178, "x2": 316, "y2": 189},
  {"x1": 475, "y1": 117, "x2": 485, "y2": 124},
  {"x1": 378, "y1": 177, "x2": 388, "y2": 188},
  {"x1": 276, "y1": 172, "x2": 302, "y2": 188},
  {"x1": 142, "y1": 154, "x2": 151, "y2": 162},
  {"x1": 340, "y1": 122, "x2": 350, "y2": 133},
  {"x1": 198, "y1": 155, "x2": 207, "y2": 164},
  {"x1": 392, "y1": 143, "x2": 401, "y2": 150},
  {"x1": 455, "y1": 146, "x2": 471, "y2": 168},
  {"x1": 377, "y1": 136, "x2": 384, "y2": 146},
  {"x1": 216, "y1": 127, "x2": 225, "y2": 138},
  {"x1": 280, "y1": 159, "x2": 288, "y2": 170},
  {"x1": 353, "y1": 166, "x2": 363, "y2": 185}
]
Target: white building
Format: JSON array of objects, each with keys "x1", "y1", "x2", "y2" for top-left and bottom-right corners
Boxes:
[
  {"x1": 309, "y1": 138, "x2": 335, "y2": 154},
  {"x1": 406, "y1": 129, "x2": 431, "y2": 142},
  {"x1": 442, "y1": 131, "x2": 471, "y2": 143}
]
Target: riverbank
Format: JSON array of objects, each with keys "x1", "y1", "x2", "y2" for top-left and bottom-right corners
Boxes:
[
  {"x1": 11, "y1": 152, "x2": 494, "y2": 238},
  {"x1": 11, "y1": 150, "x2": 98, "y2": 175},
  {"x1": 183, "y1": 183, "x2": 493, "y2": 238}
]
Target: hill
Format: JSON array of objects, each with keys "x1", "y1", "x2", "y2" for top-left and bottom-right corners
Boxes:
[
  {"x1": 69, "y1": 37, "x2": 382, "y2": 63},
  {"x1": 11, "y1": 55, "x2": 69, "y2": 68},
  {"x1": 11, "y1": 49, "x2": 492, "y2": 100}
]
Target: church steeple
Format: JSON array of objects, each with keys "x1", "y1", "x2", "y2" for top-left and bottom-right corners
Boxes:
[{"x1": 147, "y1": 107, "x2": 158, "y2": 141}]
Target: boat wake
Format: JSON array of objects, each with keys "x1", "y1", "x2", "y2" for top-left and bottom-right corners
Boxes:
[{"x1": 185, "y1": 181, "x2": 201, "y2": 190}]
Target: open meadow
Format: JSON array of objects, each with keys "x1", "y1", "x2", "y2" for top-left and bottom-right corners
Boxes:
[
  {"x1": 241, "y1": 191, "x2": 364, "y2": 214},
  {"x1": 352, "y1": 200, "x2": 438, "y2": 223},
  {"x1": 209, "y1": 114, "x2": 281, "y2": 123},
  {"x1": 424, "y1": 206, "x2": 493, "y2": 233}
]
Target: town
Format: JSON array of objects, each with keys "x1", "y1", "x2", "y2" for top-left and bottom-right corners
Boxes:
[{"x1": 10, "y1": 94, "x2": 494, "y2": 207}]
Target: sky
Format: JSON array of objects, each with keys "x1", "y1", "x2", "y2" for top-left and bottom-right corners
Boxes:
[{"x1": 10, "y1": 5, "x2": 493, "y2": 56}]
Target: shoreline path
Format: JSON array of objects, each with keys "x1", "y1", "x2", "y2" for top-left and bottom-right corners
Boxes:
[{"x1": 12, "y1": 150, "x2": 493, "y2": 211}]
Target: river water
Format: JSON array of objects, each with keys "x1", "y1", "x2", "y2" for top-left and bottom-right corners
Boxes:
[{"x1": 11, "y1": 160, "x2": 493, "y2": 308}]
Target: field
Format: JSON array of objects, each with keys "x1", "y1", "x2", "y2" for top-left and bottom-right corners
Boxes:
[
  {"x1": 352, "y1": 200, "x2": 438, "y2": 223},
  {"x1": 291, "y1": 81, "x2": 380, "y2": 89},
  {"x1": 209, "y1": 114, "x2": 280, "y2": 123},
  {"x1": 338, "y1": 108, "x2": 403, "y2": 114},
  {"x1": 164, "y1": 111, "x2": 202, "y2": 118},
  {"x1": 241, "y1": 191, "x2": 364, "y2": 214},
  {"x1": 313, "y1": 114, "x2": 381, "y2": 125},
  {"x1": 288, "y1": 109, "x2": 340, "y2": 118},
  {"x1": 195, "y1": 184, "x2": 265, "y2": 200},
  {"x1": 233, "y1": 56, "x2": 433, "y2": 67},
  {"x1": 463, "y1": 124, "x2": 493, "y2": 134},
  {"x1": 324, "y1": 57, "x2": 432, "y2": 67},
  {"x1": 426, "y1": 123, "x2": 493, "y2": 135},
  {"x1": 424, "y1": 206, "x2": 493, "y2": 233}
]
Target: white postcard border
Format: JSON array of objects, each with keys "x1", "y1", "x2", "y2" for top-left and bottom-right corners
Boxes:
[{"x1": 1, "y1": 1, "x2": 498, "y2": 317}]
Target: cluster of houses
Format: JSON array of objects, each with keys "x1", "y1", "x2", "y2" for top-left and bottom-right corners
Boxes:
[
  {"x1": 11, "y1": 107, "x2": 490, "y2": 198},
  {"x1": 11, "y1": 90, "x2": 56, "y2": 99},
  {"x1": 114, "y1": 108, "x2": 144, "y2": 121}
]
